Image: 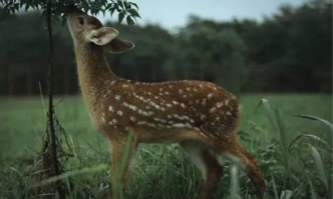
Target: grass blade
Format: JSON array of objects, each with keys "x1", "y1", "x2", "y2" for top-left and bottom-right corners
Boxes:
[
  {"x1": 271, "y1": 174, "x2": 279, "y2": 199},
  {"x1": 292, "y1": 115, "x2": 333, "y2": 131},
  {"x1": 34, "y1": 164, "x2": 108, "y2": 187},
  {"x1": 310, "y1": 146, "x2": 328, "y2": 190},
  {"x1": 275, "y1": 108, "x2": 290, "y2": 175},
  {"x1": 230, "y1": 165, "x2": 241, "y2": 199},
  {"x1": 288, "y1": 134, "x2": 331, "y2": 150},
  {"x1": 308, "y1": 175, "x2": 318, "y2": 199},
  {"x1": 257, "y1": 99, "x2": 278, "y2": 130},
  {"x1": 112, "y1": 131, "x2": 135, "y2": 199}
]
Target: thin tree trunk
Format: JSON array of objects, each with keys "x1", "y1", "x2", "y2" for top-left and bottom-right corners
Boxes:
[{"x1": 41, "y1": 1, "x2": 64, "y2": 198}]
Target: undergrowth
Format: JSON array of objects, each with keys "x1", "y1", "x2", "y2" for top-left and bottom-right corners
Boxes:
[{"x1": 0, "y1": 99, "x2": 331, "y2": 199}]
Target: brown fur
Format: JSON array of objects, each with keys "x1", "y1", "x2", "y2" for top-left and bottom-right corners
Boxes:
[{"x1": 67, "y1": 8, "x2": 266, "y2": 199}]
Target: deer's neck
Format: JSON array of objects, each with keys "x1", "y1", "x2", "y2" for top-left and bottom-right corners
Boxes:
[{"x1": 74, "y1": 42, "x2": 118, "y2": 101}]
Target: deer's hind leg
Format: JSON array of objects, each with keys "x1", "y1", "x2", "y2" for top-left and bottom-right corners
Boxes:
[
  {"x1": 223, "y1": 139, "x2": 266, "y2": 198},
  {"x1": 181, "y1": 141, "x2": 223, "y2": 199}
]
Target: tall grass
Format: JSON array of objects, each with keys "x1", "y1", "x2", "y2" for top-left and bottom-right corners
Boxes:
[{"x1": 0, "y1": 97, "x2": 331, "y2": 199}]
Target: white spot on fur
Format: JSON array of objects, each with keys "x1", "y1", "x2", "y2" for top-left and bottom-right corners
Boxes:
[
  {"x1": 108, "y1": 106, "x2": 114, "y2": 112},
  {"x1": 210, "y1": 107, "x2": 217, "y2": 113},
  {"x1": 216, "y1": 102, "x2": 224, "y2": 108},
  {"x1": 172, "y1": 101, "x2": 179, "y2": 105},
  {"x1": 117, "y1": 110, "x2": 123, "y2": 116},
  {"x1": 225, "y1": 99, "x2": 230, "y2": 105},
  {"x1": 130, "y1": 116, "x2": 136, "y2": 122},
  {"x1": 172, "y1": 123, "x2": 187, "y2": 128},
  {"x1": 138, "y1": 121, "x2": 147, "y2": 125},
  {"x1": 147, "y1": 123, "x2": 157, "y2": 128},
  {"x1": 115, "y1": 95, "x2": 121, "y2": 101}
]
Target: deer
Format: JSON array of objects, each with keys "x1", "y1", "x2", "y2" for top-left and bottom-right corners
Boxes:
[{"x1": 66, "y1": 6, "x2": 266, "y2": 199}]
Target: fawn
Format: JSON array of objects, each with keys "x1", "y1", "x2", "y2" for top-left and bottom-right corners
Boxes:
[{"x1": 67, "y1": 6, "x2": 266, "y2": 199}]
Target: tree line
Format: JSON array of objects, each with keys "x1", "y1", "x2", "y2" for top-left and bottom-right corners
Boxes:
[{"x1": 0, "y1": 0, "x2": 331, "y2": 95}]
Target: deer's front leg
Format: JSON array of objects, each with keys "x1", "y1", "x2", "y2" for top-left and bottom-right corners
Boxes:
[{"x1": 109, "y1": 134, "x2": 138, "y2": 195}]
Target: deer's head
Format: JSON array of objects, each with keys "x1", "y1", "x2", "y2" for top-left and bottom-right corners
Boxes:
[{"x1": 67, "y1": 6, "x2": 134, "y2": 53}]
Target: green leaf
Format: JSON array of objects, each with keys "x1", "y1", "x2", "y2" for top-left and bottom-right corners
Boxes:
[
  {"x1": 129, "y1": 2, "x2": 139, "y2": 10},
  {"x1": 105, "y1": 3, "x2": 113, "y2": 10},
  {"x1": 124, "y1": 1, "x2": 131, "y2": 9},
  {"x1": 118, "y1": 11, "x2": 125, "y2": 24},
  {"x1": 126, "y1": 15, "x2": 135, "y2": 26},
  {"x1": 25, "y1": 3, "x2": 30, "y2": 12},
  {"x1": 13, "y1": 3, "x2": 19, "y2": 12},
  {"x1": 127, "y1": 8, "x2": 140, "y2": 18},
  {"x1": 110, "y1": 7, "x2": 116, "y2": 17},
  {"x1": 82, "y1": 0, "x2": 89, "y2": 7},
  {"x1": 117, "y1": 0, "x2": 124, "y2": 9}
]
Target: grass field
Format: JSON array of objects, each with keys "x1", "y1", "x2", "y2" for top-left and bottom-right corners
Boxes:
[{"x1": 0, "y1": 94, "x2": 332, "y2": 199}]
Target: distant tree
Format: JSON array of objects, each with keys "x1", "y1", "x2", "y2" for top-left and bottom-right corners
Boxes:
[{"x1": 172, "y1": 17, "x2": 247, "y2": 93}]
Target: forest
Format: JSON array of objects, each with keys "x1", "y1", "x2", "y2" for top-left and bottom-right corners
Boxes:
[
  {"x1": 0, "y1": 0, "x2": 331, "y2": 95},
  {"x1": 0, "y1": 1, "x2": 332, "y2": 199}
]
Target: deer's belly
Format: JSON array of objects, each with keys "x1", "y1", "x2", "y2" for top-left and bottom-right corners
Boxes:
[{"x1": 133, "y1": 126, "x2": 207, "y2": 144}]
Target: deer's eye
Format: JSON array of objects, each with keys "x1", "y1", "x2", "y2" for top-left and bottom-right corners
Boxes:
[{"x1": 77, "y1": 17, "x2": 84, "y2": 26}]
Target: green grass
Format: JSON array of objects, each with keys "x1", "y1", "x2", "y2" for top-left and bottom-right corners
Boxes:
[{"x1": 0, "y1": 94, "x2": 332, "y2": 199}]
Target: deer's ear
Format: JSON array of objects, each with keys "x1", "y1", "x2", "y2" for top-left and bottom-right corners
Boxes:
[
  {"x1": 86, "y1": 27, "x2": 119, "y2": 46},
  {"x1": 104, "y1": 38, "x2": 135, "y2": 53}
]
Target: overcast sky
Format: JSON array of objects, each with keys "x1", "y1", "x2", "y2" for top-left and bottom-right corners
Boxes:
[{"x1": 100, "y1": 0, "x2": 307, "y2": 29}]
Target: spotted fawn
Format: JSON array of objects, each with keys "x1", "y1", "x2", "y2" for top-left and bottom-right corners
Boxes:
[{"x1": 67, "y1": 7, "x2": 266, "y2": 199}]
